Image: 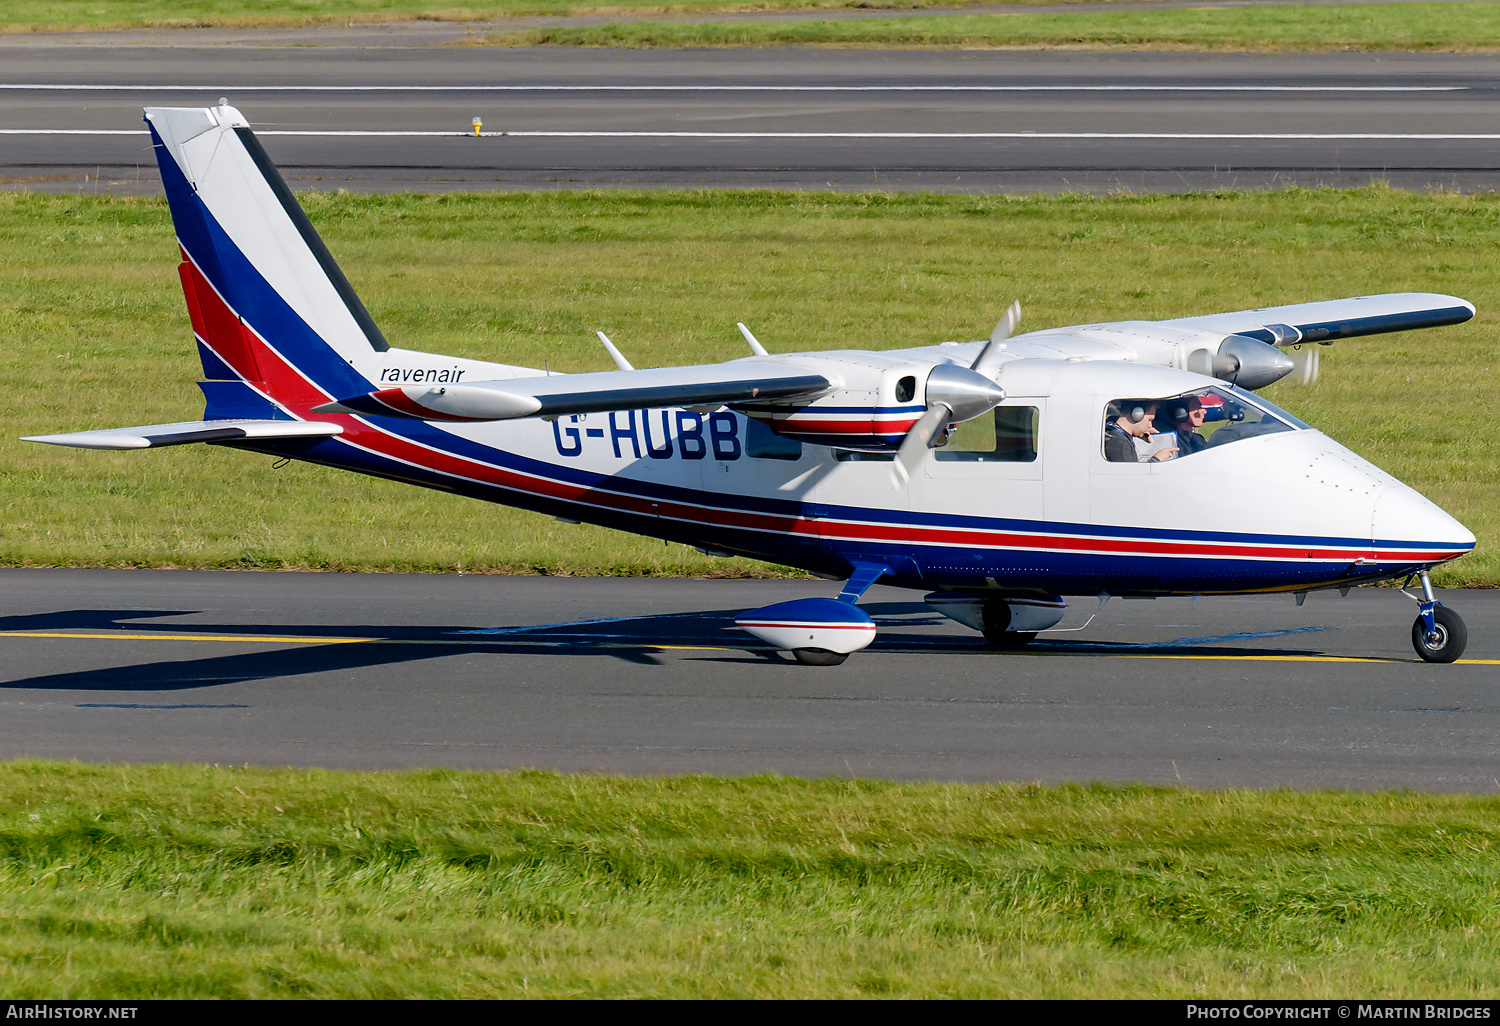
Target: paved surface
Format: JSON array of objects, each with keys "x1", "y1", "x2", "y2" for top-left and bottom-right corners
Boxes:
[
  {"x1": 2, "y1": 568, "x2": 1496, "y2": 791},
  {"x1": 2, "y1": 46, "x2": 1497, "y2": 193}
]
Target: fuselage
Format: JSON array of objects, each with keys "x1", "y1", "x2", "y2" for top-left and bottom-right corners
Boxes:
[{"x1": 237, "y1": 343, "x2": 1473, "y2": 599}]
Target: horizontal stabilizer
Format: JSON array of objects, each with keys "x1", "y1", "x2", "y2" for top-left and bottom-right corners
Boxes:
[
  {"x1": 316, "y1": 361, "x2": 833, "y2": 422},
  {"x1": 22, "y1": 419, "x2": 343, "y2": 450}
]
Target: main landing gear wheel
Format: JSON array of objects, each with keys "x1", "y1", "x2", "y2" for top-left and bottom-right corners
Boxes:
[
  {"x1": 985, "y1": 630, "x2": 1037, "y2": 649},
  {"x1": 981, "y1": 600, "x2": 1037, "y2": 649},
  {"x1": 1412, "y1": 606, "x2": 1467, "y2": 664},
  {"x1": 793, "y1": 648, "x2": 848, "y2": 666}
]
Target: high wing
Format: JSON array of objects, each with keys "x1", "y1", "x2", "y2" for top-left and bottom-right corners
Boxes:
[
  {"x1": 996, "y1": 291, "x2": 1474, "y2": 391},
  {"x1": 1154, "y1": 292, "x2": 1475, "y2": 344},
  {"x1": 315, "y1": 359, "x2": 834, "y2": 422}
]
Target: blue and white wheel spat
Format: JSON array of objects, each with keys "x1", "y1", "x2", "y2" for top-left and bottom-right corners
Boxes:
[{"x1": 735, "y1": 597, "x2": 877, "y2": 666}]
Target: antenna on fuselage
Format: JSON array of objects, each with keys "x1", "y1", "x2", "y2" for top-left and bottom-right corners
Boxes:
[
  {"x1": 737, "y1": 323, "x2": 770, "y2": 357},
  {"x1": 596, "y1": 331, "x2": 633, "y2": 371}
]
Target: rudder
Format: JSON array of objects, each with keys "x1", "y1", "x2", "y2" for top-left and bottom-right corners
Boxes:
[{"x1": 146, "y1": 105, "x2": 381, "y2": 407}]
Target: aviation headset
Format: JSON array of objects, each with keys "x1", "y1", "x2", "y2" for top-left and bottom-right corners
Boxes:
[{"x1": 1109, "y1": 402, "x2": 1153, "y2": 424}]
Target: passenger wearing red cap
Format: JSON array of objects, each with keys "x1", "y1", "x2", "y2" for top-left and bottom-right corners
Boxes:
[{"x1": 1160, "y1": 395, "x2": 1208, "y2": 457}]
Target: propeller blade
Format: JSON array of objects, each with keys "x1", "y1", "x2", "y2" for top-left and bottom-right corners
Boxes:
[
  {"x1": 890, "y1": 404, "x2": 952, "y2": 488},
  {"x1": 1286, "y1": 345, "x2": 1320, "y2": 386},
  {"x1": 972, "y1": 300, "x2": 1022, "y2": 379}
]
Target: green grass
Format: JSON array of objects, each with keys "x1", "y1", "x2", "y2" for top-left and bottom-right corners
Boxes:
[
  {"x1": 1, "y1": 760, "x2": 1498, "y2": 997},
  {"x1": 8, "y1": 0, "x2": 1500, "y2": 53},
  {"x1": 486, "y1": 2, "x2": 1500, "y2": 50},
  {"x1": 0, "y1": 0, "x2": 1104, "y2": 34},
  {"x1": 3, "y1": 186, "x2": 1497, "y2": 581}
]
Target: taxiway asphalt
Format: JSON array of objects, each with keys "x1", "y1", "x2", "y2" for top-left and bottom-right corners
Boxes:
[{"x1": 2, "y1": 568, "x2": 1496, "y2": 791}]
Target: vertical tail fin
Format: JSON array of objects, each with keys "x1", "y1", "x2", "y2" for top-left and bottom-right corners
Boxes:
[{"x1": 146, "y1": 105, "x2": 381, "y2": 407}]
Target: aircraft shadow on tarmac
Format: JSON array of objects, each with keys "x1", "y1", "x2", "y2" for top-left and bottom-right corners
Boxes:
[{"x1": 0, "y1": 603, "x2": 1353, "y2": 692}]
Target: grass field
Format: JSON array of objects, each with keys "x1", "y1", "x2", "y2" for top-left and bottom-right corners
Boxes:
[
  {"x1": 0, "y1": 0, "x2": 1116, "y2": 33},
  {"x1": 4, "y1": 186, "x2": 1496, "y2": 583},
  {"x1": 485, "y1": 2, "x2": 1500, "y2": 51},
  {"x1": 1, "y1": 760, "x2": 1497, "y2": 997},
  {"x1": 5, "y1": 0, "x2": 1499, "y2": 52}
]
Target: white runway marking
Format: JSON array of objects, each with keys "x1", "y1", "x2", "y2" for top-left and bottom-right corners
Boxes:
[
  {"x1": 0, "y1": 84, "x2": 1467, "y2": 93},
  {"x1": 7, "y1": 130, "x2": 1500, "y2": 141}
]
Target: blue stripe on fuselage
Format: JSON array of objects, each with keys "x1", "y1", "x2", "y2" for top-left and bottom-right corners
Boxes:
[{"x1": 243, "y1": 430, "x2": 1435, "y2": 594}]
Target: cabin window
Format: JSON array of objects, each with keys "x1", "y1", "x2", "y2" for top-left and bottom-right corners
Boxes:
[
  {"x1": 745, "y1": 417, "x2": 803, "y2": 460},
  {"x1": 934, "y1": 406, "x2": 1039, "y2": 463},
  {"x1": 1102, "y1": 385, "x2": 1301, "y2": 463}
]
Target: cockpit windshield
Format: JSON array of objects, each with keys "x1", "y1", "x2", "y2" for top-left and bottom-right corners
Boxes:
[{"x1": 1102, "y1": 385, "x2": 1305, "y2": 463}]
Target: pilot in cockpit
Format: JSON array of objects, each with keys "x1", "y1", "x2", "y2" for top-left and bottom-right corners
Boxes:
[{"x1": 1105, "y1": 401, "x2": 1177, "y2": 463}]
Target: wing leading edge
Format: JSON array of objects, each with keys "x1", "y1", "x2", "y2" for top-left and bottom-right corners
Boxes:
[
  {"x1": 1157, "y1": 292, "x2": 1474, "y2": 344},
  {"x1": 315, "y1": 360, "x2": 834, "y2": 422}
]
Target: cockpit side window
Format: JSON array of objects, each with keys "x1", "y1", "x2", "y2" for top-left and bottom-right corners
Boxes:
[{"x1": 1103, "y1": 386, "x2": 1299, "y2": 463}]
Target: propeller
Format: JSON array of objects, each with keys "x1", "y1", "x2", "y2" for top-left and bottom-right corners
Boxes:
[
  {"x1": 1285, "y1": 345, "x2": 1320, "y2": 386},
  {"x1": 891, "y1": 363, "x2": 1008, "y2": 487},
  {"x1": 972, "y1": 301, "x2": 1022, "y2": 380},
  {"x1": 890, "y1": 303, "x2": 1019, "y2": 487},
  {"x1": 891, "y1": 405, "x2": 953, "y2": 487}
]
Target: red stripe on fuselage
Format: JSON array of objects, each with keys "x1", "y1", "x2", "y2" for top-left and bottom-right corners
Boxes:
[{"x1": 750, "y1": 415, "x2": 919, "y2": 437}]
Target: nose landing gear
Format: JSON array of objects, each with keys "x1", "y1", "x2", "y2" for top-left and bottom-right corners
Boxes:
[{"x1": 1406, "y1": 571, "x2": 1467, "y2": 663}]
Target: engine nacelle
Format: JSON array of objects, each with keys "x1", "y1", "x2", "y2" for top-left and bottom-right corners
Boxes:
[
  {"x1": 1210, "y1": 334, "x2": 1295, "y2": 390},
  {"x1": 738, "y1": 359, "x2": 1002, "y2": 453}
]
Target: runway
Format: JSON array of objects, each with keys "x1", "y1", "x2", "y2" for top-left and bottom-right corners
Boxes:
[
  {"x1": 2, "y1": 568, "x2": 1496, "y2": 791},
  {"x1": 2, "y1": 45, "x2": 1498, "y2": 193}
]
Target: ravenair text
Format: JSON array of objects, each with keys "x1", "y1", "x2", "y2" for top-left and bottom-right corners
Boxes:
[
  {"x1": 378, "y1": 366, "x2": 466, "y2": 384},
  {"x1": 553, "y1": 410, "x2": 742, "y2": 461}
]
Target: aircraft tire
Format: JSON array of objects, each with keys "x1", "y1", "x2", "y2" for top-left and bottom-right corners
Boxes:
[
  {"x1": 985, "y1": 630, "x2": 1038, "y2": 649},
  {"x1": 1411, "y1": 606, "x2": 1467, "y2": 664},
  {"x1": 792, "y1": 648, "x2": 849, "y2": 667},
  {"x1": 980, "y1": 599, "x2": 1037, "y2": 648}
]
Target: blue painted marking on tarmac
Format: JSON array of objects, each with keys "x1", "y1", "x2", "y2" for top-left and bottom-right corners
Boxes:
[
  {"x1": 1048, "y1": 625, "x2": 1332, "y2": 650},
  {"x1": 77, "y1": 704, "x2": 251, "y2": 709}
]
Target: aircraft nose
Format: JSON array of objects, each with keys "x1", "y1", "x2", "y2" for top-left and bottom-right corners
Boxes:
[{"x1": 1371, "y1": 483, "x2": 1475, "y2": 563}]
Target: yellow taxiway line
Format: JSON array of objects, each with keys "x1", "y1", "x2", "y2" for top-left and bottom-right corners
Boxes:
[
  {"x1": 3, "y1": 629, "x2": 1498, "y2": 664},
  {"x1": 0, "y1": 631, "x2": 371, "y2": 644}
]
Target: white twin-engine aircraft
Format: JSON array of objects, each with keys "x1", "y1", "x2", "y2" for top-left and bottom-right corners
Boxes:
[{"x1": 26, "y1": 105, "x2": 1479, "y2": 664}]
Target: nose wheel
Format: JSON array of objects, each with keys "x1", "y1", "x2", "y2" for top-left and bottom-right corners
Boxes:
[
  {"x1": 1412, "y1": 605, "x2": 1467, "y2": 663},
  {"x1": 1406, "y1": 571, "x2": 1467, "y2": 663}
]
